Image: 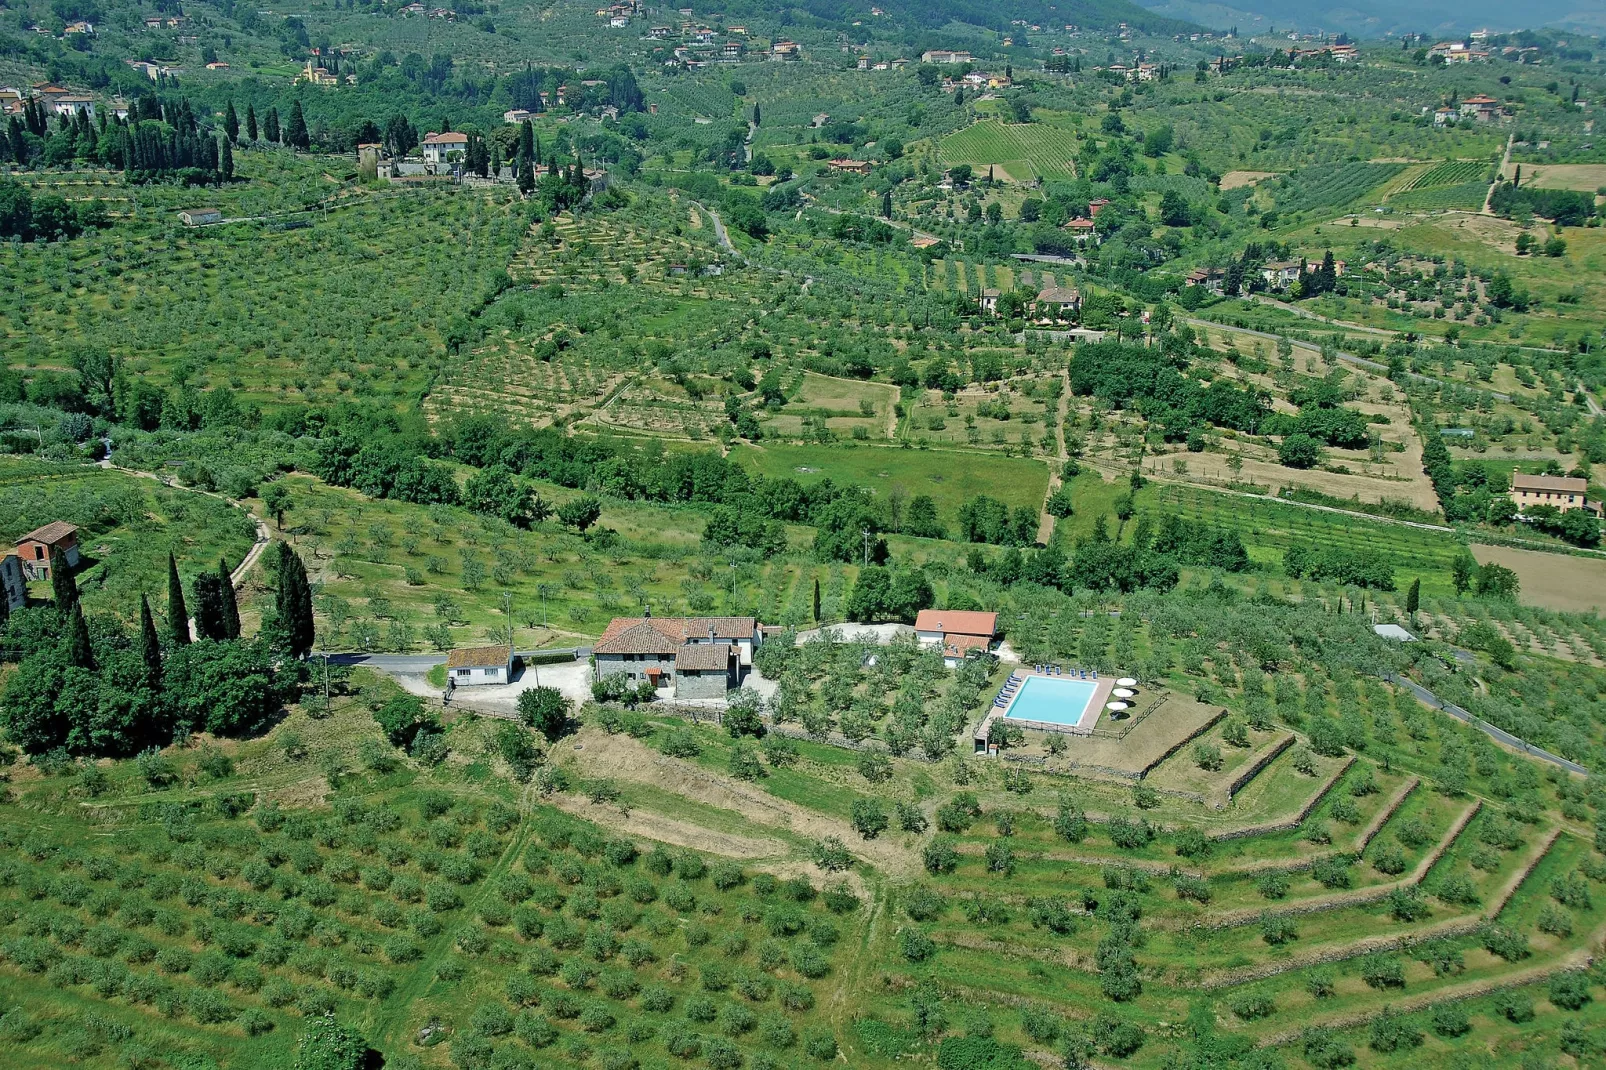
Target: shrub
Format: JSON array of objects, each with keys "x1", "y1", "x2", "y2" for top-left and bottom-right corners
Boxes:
[
  {"x1": 1311, "y1": 857, "x2": 1352, "y2": 889},
  {"x1": 1371, "y1": 845, "x2": 1407, "y2": 876},
  {"x1": 1360, "y1": 955, "x2": 1405, "y2": 989},
  {"x1": 1549, "y1": 970, "x2": 1593, "y2": 1010},
  {"x1": 1173, "y1": 827, "x2": 1212, "y2": 860},
  {"x1": 1301, "y1": 1027, "x2": 1354, "y2": 1068},
  {"x1": 1090, "y1": 1013, "x2": 1143, "y2": 1058},
  {"x1": 1538, "y1": 903, "x2": 1574, "y2": 937},
  {"x1": 1255, "y1": 871, "x2": 1289, "y2": 900},
  {"x1": 1231, "y1": 993, "x2": 1275, "y2": 1020},
  {"x1": 1259, "y1": 912, "x2": 1297, "y2": 946},
  {"x1": 922, "y1": 837, "x2": 958, "y2": 875},
  {"x1": 899, "y1": 927, "x2": 936, "y2": 962},
  {"x1": 803, "y1": 1028, "x2": 838, "y2": 1060},
  {"x1": 1367, "y1": 1006, "x2": 1421, "y2": 1052},
  {"x1": 1478, "y1": 922, "x2": 1530, "y2": 962},
  {"x1": 1305, "y1": 970, "x2": 1335, "y2": 998},
  {"x1": 1434, "y1": 872, "x2": 1479, "y2": 906},
  {"x1": 1495, "y1": 990, "x2": 1534, "y2": 1022},
  {"x1": 1430, "y1": 1002, "x2": 1470, "y2": 1037},
  {"x1": 1387, "y1": 885, "x2": 1429, "y2": 922}
]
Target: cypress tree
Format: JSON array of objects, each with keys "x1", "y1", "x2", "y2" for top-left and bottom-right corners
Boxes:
[
  {"x1": 285, "y1": 100, "x2": 309, "y2": 150},
  {"x1": 517, "y1": 155, "x2": 535, "y2": 195},
  {"x1": 264, "y1": 107, "x2": 280, "y2": 144},
  {"x1": 224, "y1": 100, "x2": 239, "y2": 142},
  {"x1": 518, "y1": 118, "x2": 534, "y2": 161},
  {"x1": 193, "y1": 572, "x2": 226, "y2": 642},
  {"x1": 168, "y1": 552, "x2": 191, "y2": 646},
  {"x1": 218, "y1": 557, "x2": 241, "y2": 640},
  {"x1": 50, "y1": 547, "x2": 77, "y2": 613},
  {"x1": 66, "y1": 602, "x2": 94, "y2": 671},
  {"x1": 275, "y1": 545, "x2": 315, "y2": 657},
  {"x1": 246, "y1": 103, "x2": 258, "y2": 141},
  {"x1": 813, "y1": 578, "x2": 821, "y2": 622},
  {"x1": 139, "y1": 593, "x2": 163, "y2": 689},
  {"x1": 220, "y1": 137, "x2": 234, "y2": 181}
]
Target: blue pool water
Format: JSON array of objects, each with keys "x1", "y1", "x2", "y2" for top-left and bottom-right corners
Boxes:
[{"x1": 1004, "y1": 676, "x2": 1100, "y2": 728}]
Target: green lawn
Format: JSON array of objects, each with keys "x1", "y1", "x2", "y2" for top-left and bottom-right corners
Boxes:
[{"x1": 731, "y1": 442, "x2": 1050, "y2": 530}]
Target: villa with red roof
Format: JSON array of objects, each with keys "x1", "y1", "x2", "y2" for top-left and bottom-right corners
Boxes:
[
  {"x1": 591, "y1": 614, "x2": 761, "y2": 700},
  {"x1": 914, "y1": 609, "x2": 998, "y2": 667}
]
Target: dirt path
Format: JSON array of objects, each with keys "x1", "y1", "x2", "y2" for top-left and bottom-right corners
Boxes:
[
  {"x1": 100, "y1": 460, "x2": 272, "y2": 590},
  {"x1": 1037, "y1": 370, "x2": 1071, "y2": 544},
  {"x1": 1485, "y1": 133, "x2": 1514, "y2": 214},
  {"x1": 558, "y1": 728, "x2": 922, "y2": 877}
]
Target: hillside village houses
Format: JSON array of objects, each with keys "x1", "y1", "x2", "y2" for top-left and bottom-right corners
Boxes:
[
  {"x1": 921, "y1": 49, "x2": 974, "y2": 64},
  {"x1": 591, "y1": 614, "x2": 761, "y2": 700}
]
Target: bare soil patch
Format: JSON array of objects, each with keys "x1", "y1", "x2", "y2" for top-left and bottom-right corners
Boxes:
[
  {"x1": 1220, "y1": 170, "x2": 1279, "y2": 190},
  {"x1": 1470, "y1": 543, "x2": 1606, "y2": 614},
  {"x1": 548, "y1": 792, "x2": 790, "y2": 859},
  {"x1": 558, "y1": 727, "x2": 922, "y2": 876},
  {"x1": 1521, "y1": 163, "x2": 1606, "y2": 193}
]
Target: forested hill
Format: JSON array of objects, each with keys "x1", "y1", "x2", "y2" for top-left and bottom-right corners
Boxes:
[
  {"x1": 718, "y1": 0, "x2": 1200, "y2": 38},
  {"x1": 1135, "y1": 0, "x2": 1603, "y2": 35}
]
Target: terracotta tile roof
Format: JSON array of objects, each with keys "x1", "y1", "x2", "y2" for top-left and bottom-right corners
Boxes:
[
  {"x1": 1037, "y1": 286, "x2": 1080, "y2": 304},
  {"x1": 593, "y1": 616, "x2": 756, "y2": 654},
  {"x1": 914, "y1": 610, "x2": 997, "y2": 637},
  {"x1": 594, "y1": 619, "x2": 686, "y2": 655},
  {"x1": 1511, "y1": 473, "x2": 1587, "y2": 494},
  {"x1": 17, "y1": 521, "x2": 78, "y2": 546},
  {"x1": 675, "y1": 643, "x2": 734, "y2": 671},
  {"x1": 447, "y1": 645, "x2": 511, "y2": 668},
  {"x1": 942, "y1": 633, "x2": 992, "y2": 656}
]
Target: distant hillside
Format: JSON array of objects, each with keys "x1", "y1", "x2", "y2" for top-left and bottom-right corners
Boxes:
[
  {"x1": 1134, "y1": 0, "x2": 1604, "y2": 36},
  {"x1": 723, "y1": 0, "x2": 1201, "y2": 37}
]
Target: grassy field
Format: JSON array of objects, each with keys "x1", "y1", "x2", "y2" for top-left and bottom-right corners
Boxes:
[{"x1": 730, "y1": 442, "x2": 1051, "y2": 529}]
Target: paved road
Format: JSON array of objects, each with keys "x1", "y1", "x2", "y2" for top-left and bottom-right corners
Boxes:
[
  {"x1": 314, "y1": 648, "x2": 590, "y2": 672},
  {"x1": 1011, "y1": 253, "x2": 1087, "y2": 270},
  {"x1": 700, "y1": 203, "x2": 736, "y2": 255},
  {"x1": 1385, "y1": 671, "x2": 1588, "y2": 775}
]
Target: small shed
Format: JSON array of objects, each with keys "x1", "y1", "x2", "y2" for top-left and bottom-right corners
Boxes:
[
  {"x1": 178, "y1": 208, "x2": 222, "y2": 226},
  {"x1": 1373, "y1": 623, "x2": 1417, "y2": 642},
  {"x1": 446, "y1": 645, "x2": 513, "y2": 686}
]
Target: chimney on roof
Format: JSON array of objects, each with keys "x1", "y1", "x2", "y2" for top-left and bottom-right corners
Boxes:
[
  {"x1": 644, "y1": 604, "x2": 651, "y2": 618},
  {"x1": 709, "y1": 622, "x2": 716, "y2": 641}
]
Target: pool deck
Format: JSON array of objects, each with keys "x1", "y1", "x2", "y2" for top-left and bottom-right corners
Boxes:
[{"x1": 978, "y1": 670, "x2": 1119, "y2": 742}]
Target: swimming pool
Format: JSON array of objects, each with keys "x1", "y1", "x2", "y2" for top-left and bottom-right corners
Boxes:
[{"x1": 1003, "y1": 675, "x2": 1101, "y2": 730}]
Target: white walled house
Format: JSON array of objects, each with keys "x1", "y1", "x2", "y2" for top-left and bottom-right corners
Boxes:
[
  {"x1": 447, "y1": 645, "x2": 513, "y2": 686},
  {"x1": 915, "y1": 609, "x2": 998, "y2": 667},
  {"x1": 421, "y1": 131, "x2": 469, "y2": 164}
]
